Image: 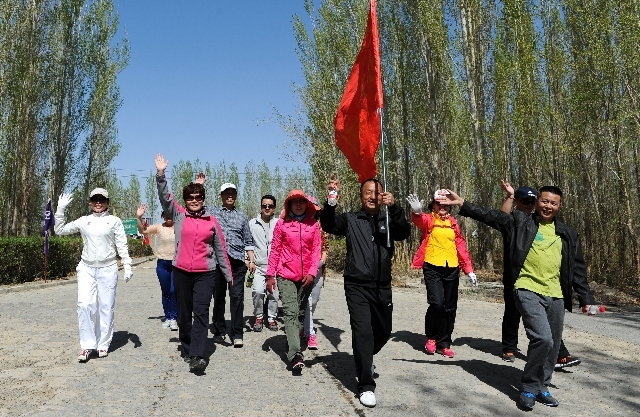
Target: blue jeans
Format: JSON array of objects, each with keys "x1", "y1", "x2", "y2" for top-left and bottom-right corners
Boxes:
[{"x1": 156, "y1": 259, "x2": 178, "y2": 320}]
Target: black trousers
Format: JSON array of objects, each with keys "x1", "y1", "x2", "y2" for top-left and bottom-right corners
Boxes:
[
  {"x1": 502, "y1": 283, "x2": 522, "y2": 353},
  {"x1": 344, "y1": 283, "x2": 393, "y2": 394},
  {"x1": 423, "y1": 262, "x2": 459, "y2": 349},
  {"x1": 212, "y1": 257, "x2": 246, "y2": 340},
  {"x1": 173, "y1": 267, "x2": 216, "y2": 358}
]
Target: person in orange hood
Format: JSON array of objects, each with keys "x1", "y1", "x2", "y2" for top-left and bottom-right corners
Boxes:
[{"x1": 266, "y1": 190, "x2": 321, "y2": 373}]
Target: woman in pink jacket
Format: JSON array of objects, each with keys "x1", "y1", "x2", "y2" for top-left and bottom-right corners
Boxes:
[
  {"x1": 407, "y1": 190, "x2": 477, "y2": 359},
  {"x1": 266, "y1": 190, "x2": 321, "y2": 373}
]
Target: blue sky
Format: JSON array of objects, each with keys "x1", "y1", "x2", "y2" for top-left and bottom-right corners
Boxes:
[{"x1": 112, "y1": 1, "x2": 310, "y2": 184}]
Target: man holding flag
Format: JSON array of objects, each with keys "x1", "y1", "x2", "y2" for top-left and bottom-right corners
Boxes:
[{"x1": 325, "y1": 0, "x2": 410, "y2": 407}]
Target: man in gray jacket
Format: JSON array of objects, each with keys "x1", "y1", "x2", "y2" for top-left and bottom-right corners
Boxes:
[{"x1": 249, "y1": 194, "x2": 280, "y2": 331}]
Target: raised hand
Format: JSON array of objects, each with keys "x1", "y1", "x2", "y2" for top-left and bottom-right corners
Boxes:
[
  {"x1": 136, "y1": 203, "x2": 147, "y2": 218},
  {"x1": 436, "y1": 189, "x2": 464, "y2": 207},
  {"x1": 406, "y1": 194, "x2": 423, "y2": 214},
  {"x1": 500, "y1": 180, "x2": 515, "y2": 197},
  {"x1": 195, "y1": 172, "x2": 206, "y2": 185},
  {"x1": 57, "y1": 193, "x2": 74, "y2": 213},
  {"x1": 155, "y1": 154, "x2": 168, "y2": 175}
]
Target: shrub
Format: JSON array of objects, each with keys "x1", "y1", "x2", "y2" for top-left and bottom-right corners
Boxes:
[
  {"x1": 326, "y1": 237, "x2": 347, "y2": 272},
  {"x1": 0, "y1": 237, "x2": 152, "y2": 285}
]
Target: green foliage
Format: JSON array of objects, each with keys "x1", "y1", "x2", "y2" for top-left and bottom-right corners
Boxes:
[
  {"x1": 0, "y1": 236, "x2": 151, "y2": 285},
  {"x1": 287, "y1": 0, "x2": 640, "y2": 289}
]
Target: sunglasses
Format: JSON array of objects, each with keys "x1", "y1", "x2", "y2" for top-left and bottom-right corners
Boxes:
[
  {"x1": 185, "y1": 195, "x2": 204, "y2": 202},
  {"x1": 261, "y1": 204, "x2": 275, "y2": 209},
  {"x1": 90, "y1": 197, "x2": 108, "y2": 203},
  {"x1": 520, "y1": 198, "x2": 536, "y2": 205}
]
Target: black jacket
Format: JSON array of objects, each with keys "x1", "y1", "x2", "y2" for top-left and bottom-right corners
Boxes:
[
  {"x1": 460, "y1": 201, "x2": 595, "y2": 312},
  {"x1": 321, "y1": 203, "x2": 411, "y2": 287}
]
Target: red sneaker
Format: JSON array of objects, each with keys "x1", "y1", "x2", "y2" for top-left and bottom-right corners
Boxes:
[
  {"x1": 307, "y1": 334, "x2": 318, "y2": 350},
  {"x1": 436, "y1": 347, "x2": 455, "y2": 358},
  {"x1": 425, "y1": 339, "x2": 436, "y2": 354},
  {"x1": 253, "y1": 317, "x2": 264, "y2": 332}
]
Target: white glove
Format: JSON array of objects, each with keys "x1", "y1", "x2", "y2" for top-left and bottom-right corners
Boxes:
[
  {"x1": 57, "y1": 193, "x2": 74, "y2": 213},
  {"x1": 406, "y1": 194, "x2": 423, "y2": 214},
  {"x1": 468, "y1": 272, "x2": 478, "y2": 287},
  {"x1": 123, "y1": 265, "x2": 133, "y2": 283}
]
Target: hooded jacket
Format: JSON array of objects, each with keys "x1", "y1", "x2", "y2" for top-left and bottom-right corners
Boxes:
[
  {"x1": 459, "y1": 201, "x2": 595, "y2": 312},
  {"x1": 156, "y1": 174, "x2": 232, "y2": 282},
  {"x1": 410, "y1": 211, "x2": 473, "y2": 273},
  {"x1": 266, "y1": 190, "x2": 321, "y2": 282}
]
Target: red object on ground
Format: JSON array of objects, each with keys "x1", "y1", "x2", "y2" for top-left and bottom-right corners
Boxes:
[
  {"x1": 334, "y1": 0, "x2": 383, "y2": 183},
  {"x1": 599, "y1": 305, "x2": 606, "y2": 312}
]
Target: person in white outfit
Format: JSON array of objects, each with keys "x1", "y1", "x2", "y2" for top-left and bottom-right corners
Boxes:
[
  {"x1": 54, "y1": 188, "x2": 133, "y2": 362},
  {"x1": 249, "y1": 195, "x2": 280, "y2": 332}
]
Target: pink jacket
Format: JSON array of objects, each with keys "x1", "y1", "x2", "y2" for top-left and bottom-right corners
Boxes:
[
  {"x1": 267, "y1": 190, "x2": 321, "y2": 281},
  {"x1": 267, "y1": 217, "x2": 321, "y2": 281},
  {"x1": 411, "y1": 212, "x2": 474, "y2": 274}
]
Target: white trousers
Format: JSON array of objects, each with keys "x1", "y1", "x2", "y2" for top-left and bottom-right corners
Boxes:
[
  {"x1": 252, "y1": 266, "x2": 279, "y2": 319},
  {"x1": 77, "y1": 262, "x2": 119, "y2": 350},
  {"x1": 304, "y1": 263, "x2": 324, "y2": 336}
]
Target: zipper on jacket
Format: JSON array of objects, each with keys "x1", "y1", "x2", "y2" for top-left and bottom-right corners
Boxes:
[{"x1": 299, "y1": 221, "x2": 304, "y2": 281}]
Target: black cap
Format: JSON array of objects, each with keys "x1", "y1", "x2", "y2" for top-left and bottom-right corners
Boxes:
[{"x1": 514, "y1": 186, "x2": 538, "y2": 200}]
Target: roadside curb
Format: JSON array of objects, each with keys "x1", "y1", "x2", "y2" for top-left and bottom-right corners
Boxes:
[{"x1": 0, "y1": 257, "x2": 155, "y2": 295}]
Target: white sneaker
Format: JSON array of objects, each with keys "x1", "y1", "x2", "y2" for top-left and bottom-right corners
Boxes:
[
  {"x1": 98, "y1": 349, "x2": 108, "y2": 358},
  {"x1": 359, "y1": 391, "x2": 376, "y2": 408},
  {"x1": 169, "y1": 320, "x2": 178, "y2": 331},
  {"x1": 162, "y1": 319, "x2": 171, "y2": 329},
  {"x1": 233, "y1": 339, "x2": 243, "y2": 348},
  {"x1": 78, "y1": 349, "x2": 92, "y2": 362}
]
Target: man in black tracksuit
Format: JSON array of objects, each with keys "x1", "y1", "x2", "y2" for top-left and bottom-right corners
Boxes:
[{"x1": 321, "y1": 178, "x2": 410, "y2": 408}]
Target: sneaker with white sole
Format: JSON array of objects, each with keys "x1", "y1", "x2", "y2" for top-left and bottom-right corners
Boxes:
[
  {"x1": 97, "y1": 349, "x2": 108, "y2": 358},
  {"x1": 169, "y1": 320, "x2": 178, "y2": 331},
  {"x1": 359, "y1": 391, "x2": 376, "y2": 407},
  {"x1": 233, "y1": 339, "x2": 243, "y2": 348},
  {"x1": 307, "y1": 334, "x2": 318, "y2": 349},
  {"x1": 78, "y1": 349, "x2": 92, "y2": 362},
  {"x1": 162, "y1": 319, "x2": 171, "y2": 329}
]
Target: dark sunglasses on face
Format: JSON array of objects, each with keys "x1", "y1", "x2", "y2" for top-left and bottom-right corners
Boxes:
[
  {"x1": 185, "y1": 195, "x2": 204, "y2": 202},
  {"x1": 261, "y1": 204, "x2": 275, "y2": 209},
  {"x1": 90, "y1": 197, "x2": 108, "y2": 203},
  {"x1": 520, "y1": 198, "x2": 536, "y2": 205}
]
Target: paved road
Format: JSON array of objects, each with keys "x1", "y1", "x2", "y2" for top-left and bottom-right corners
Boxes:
[{"x1": 1, "y1": 259, "x2": 639, "y2": 416}]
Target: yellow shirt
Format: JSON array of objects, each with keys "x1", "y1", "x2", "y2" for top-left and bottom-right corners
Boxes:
[
  {"x1": 424, "y1": 217, "x2": 458, "y2": 268},
  {"x1": 514, "y1": 222, "x2": 563, "y2": 298},
  {"x1": 146, "y1": 223, "x2": 176, "y2": 261}
]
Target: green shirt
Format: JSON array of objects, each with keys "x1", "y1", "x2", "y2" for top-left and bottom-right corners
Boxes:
[{"x1": 514, "y1": 222, "x2": 563, "y2": 298}]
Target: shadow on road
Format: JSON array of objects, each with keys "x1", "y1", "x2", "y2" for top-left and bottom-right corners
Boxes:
[
  {"x1": 111, "y1": 330, "x2": 142, "y2": 351},
  {"x1": 313, "y1": 351, "x2": 358, "y2": 394},
  {"x1": 315, "y1": 319, "x2": 345, "y2": 351},
  {"x1": 262, "y1": 333, "x2": 289, "y2": 366},
  {"x1": 453, "y1": 336, "x2": 527, "y2": 361},
  {"x1": 390, "y1": 329, "x2": 425, "y2": 352}
]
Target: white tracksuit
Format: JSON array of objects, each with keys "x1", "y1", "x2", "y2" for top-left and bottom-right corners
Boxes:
[{"x1": 55, "y1": 210, "x2": 131, "y2": 351}]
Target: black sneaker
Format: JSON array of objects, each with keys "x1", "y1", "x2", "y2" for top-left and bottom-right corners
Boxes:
[
  {"x1": 189, "y1": 357, "x2": 207, "y2": 372},
  {"x1": 291, "y1": 353, "x2": 305, "y2": 373},
  {"x1": 519, "y1": 392, "x2": 536, "y2": 410},
  {"x1": 536, "y1": 391, "x2": 559, "y2": 407},
  {"x1": 555, "y1": 355, "x2": 581, "y2": 369},
  {"x1": 501, "y1": 351, "x2": 516, "y2": 362}
]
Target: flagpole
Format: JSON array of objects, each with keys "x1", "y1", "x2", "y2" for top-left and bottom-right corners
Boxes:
[{"x1": 379, "y1": 108, "x2": 391, "y2": 247}]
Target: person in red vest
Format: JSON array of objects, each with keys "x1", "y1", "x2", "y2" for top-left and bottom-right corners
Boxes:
[{"x1": 407, "y1": 190, "x2": 477, "y2": 359}]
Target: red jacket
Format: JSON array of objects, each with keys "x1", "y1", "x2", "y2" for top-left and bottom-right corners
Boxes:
[{"x1": 411, "y1": 212, "x2": 473, "y2": 274}]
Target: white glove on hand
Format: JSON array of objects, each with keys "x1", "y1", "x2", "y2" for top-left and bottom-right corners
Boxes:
[
  {"x1": 57, "y1": 193, "x2": 74, "y2": 213},
  {"x1": 406, "y1": 194, "x2": 423, "y2": 214},
  {"x1": 468, "y1": 272, "x2": 478, "y2": 287},
  {"x1": 123, "y1": 265, "x2": 133, "y2": 283}
]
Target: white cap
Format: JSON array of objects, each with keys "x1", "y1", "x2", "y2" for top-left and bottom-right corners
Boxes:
[
  {"x1": 219, "y1": 183, "x2": 237, "y2": 193},
  {"x1": 90, "y1": 188, "x2": 109, "y2": 199},
  {"x1": 433, "y1": 189, "x2": 450, "y2": 200}
]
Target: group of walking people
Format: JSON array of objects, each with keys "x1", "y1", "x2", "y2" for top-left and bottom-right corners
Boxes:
[{"x1": 54, "y1": 152, "x2": 599, "y2": 410}]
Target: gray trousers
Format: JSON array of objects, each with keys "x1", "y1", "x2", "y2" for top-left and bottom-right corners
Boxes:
[
  {"x1": 251, "y1": 266, "x2": 279, "y2": 319},
  {"x1": 514, "y1": 289, "x2": 564, "y2": 394},
  {"x1": 304, "y1": 261, "x2": 324, "y2": 336}
]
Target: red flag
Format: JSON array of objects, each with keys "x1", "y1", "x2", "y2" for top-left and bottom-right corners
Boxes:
[{"x1": 334, "y1": 0, "x2": 383, "y2": 183}]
